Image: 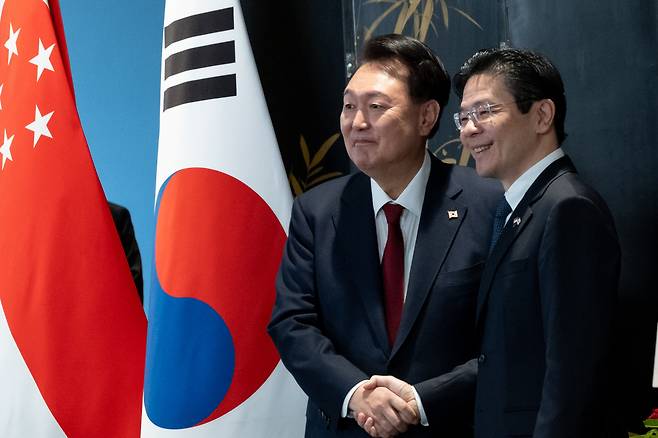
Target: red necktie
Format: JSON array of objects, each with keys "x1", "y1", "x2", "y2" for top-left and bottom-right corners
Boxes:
[{"x1": 381, "y1": 203, "x2": 404, "y2": 346}]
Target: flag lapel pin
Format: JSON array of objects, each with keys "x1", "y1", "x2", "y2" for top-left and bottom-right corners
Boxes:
[
  {"x1": 513, "y1": 217, "x2": 521, "y2": 227},
  {"x1": 447, "y1": 210, "x2": 458, "y2": 219}
]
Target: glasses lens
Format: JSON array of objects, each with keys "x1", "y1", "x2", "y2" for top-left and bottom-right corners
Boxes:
[
  {"x1": 453, "y1": 113, "x2": 462, "y2": 131},
  {"x1": 455, "y1": 103, "x2": 496, "y2": 131}
]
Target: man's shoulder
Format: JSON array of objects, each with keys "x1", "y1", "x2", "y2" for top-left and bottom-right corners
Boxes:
[
  {"x1": 297, "y1": 173, "x2": 364, "y2": 202},
  {"x1": 107, "y1": 201, "x2": 133, "y2": 229},
  {"x1": 108, "y1": 201, "x2": 129, "y2": 217},
  {"x1": 541, "y1": 167, "x2": 607, "y2": 207},
  {"x1": 292, "y1": 173, "x2": 367, "y2": 218},
  {"x1": 432, "y1": 158, "x2": 503, "y2": 208},
  {"x1": 534, "y1": 169, "x2": 616, "y2": 230},
  {"x1": 447, "y1": 163, "x2": 501, "y2": 194}
]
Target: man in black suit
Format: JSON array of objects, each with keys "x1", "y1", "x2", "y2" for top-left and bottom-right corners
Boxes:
[
  {"x1": 453, "y1": 48, "x2": 623, "y2": 437},
  {"x1": 268, "y1": 34, "x2": 500, "y2": 437},
  {"x1": 108, "y1": 202, "x2": 143, "y2": 303}
]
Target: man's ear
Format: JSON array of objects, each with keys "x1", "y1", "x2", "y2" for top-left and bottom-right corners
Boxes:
[
  {"x1": 419, "y1": 100, "x2": 440, "y2": 137},
  {"x1": 534, "y1": 99, "x2": 556, "y2": 135}
]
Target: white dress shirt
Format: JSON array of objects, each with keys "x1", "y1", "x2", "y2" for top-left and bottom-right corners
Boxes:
[
  {"x1": 503, "y1": 148, "x2": 565, "y2": 224},
  {"x1": 371, "y1": 151, "x2": 431, "y2": 298},
  {"x1": 341, "y1": 151, "x2": 431, "y2": 425}
]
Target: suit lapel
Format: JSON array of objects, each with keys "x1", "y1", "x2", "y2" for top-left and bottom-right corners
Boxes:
[
  {"x1": 475, "y1": 207, "x2": 533, "y2": 323},
  {"x1": 475, "y1": 156, "x2": 577, "y2": 325},
  {"x1": 334, "y1": 173, "x2": 390, "y2": 354},
  {"x1": 392, "y1": 158, "x2": 466, "y2": 357}
]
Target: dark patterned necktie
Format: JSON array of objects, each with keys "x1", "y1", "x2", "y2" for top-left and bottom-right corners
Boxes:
[
  {"x1": 489, "y1": 196, "x2": 511, "y2": 254},
  {"x1": 381, "y1": 203, "x2": 404, "y2": 346}
]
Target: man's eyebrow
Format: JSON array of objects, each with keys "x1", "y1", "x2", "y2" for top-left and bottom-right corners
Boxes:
[
  {"x1": 458, "y1": 99, "x2": 486, "y2": 111},
  {"x1": 343, "y1": 89, "x2": 389, "y2": 99}
]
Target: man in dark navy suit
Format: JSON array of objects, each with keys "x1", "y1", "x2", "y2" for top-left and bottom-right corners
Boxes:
[
  {"x1": 453, "y1": 48, "x2": 623, "y2": 437},
  {"x1": 268, "y1": 34, "x2": 500, "y2": 437},
  {"x1": 108, "y1": 202, "x2": 143, "y2": 303}
]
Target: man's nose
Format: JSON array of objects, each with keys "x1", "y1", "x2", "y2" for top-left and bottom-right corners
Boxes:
[
  {"x1": 352, "y1": 109, "x2": 368, "y2": 129},
  {"x1": 460, "y1": 117, "x2": 480, "y2": 137}
]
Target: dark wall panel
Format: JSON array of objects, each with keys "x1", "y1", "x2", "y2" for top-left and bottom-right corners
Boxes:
[{"x1": 241, "y1": 1, "x2": 351, "y2": 196}]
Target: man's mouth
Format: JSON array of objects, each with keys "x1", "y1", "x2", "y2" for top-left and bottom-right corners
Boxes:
[
  {"x1": 352, "y1": 139, "x2": 375, "y2": 147},
  {"x1": 472, "y1": 143, "x2": 492, "y2": 154}
]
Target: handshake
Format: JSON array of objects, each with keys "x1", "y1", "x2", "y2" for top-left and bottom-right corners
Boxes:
[{"x1": 348, "y1": 375, "x2": 421, "y2": 438}]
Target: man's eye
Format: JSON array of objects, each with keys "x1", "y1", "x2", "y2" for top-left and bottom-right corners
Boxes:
[
  {"x1": 343, "y1": 103, "x2": 355, "y2": 110},
  {"x1": 370, "y1": 103, "x2": 384, "y2": 110},
  {"x1": 476, "y1": 108, "x2": 490, "y2": 118},
  {"x1": 459, "y1": 115, "x2": 469, "y2": 124}
]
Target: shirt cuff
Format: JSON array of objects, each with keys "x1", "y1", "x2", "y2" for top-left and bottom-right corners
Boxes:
[
  {"x1": 341, "y1": 380, "x2": 368, "y2": 418},
  {"x1": 411, "y1": 385, "x2": 429, "y2": 426}
]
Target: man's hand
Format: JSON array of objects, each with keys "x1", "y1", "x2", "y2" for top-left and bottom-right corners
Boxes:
[
  {"x1": 348, "y1": 381, "x2": 417, "y2": 437},
  {"x1": 355, "y1": 375, "x2": 420, "y2": 437}
]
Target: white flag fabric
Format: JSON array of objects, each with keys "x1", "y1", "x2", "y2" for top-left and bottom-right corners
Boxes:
[
  {"x1": 0, "y1": 305, "x2": 65, "y2": 437},
  {"x1": 142, "y1": 1, "x2": 306, "y2": 436}
]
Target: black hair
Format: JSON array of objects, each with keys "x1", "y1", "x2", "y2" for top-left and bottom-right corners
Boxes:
[
  {"x1": 453, "y1": 48, "x2": 567, "y2": 144},
  {"x1": 360, "y1": 34, "x2": 450, "y2": 138}
]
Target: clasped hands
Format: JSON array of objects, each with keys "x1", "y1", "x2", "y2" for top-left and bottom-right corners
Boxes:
[{"x1": 348, "y1": 375, "x2": 419, "y2": 438}]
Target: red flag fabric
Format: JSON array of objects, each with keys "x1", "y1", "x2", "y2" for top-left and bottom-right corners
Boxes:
[{"x1": 0, "y1": 0, "x2": 146, "y2": 436}]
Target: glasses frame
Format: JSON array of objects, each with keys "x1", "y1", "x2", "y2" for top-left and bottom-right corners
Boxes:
[
  {"x1": 453, "y1": 102, "x2": 505, "y2": 132},
  {"x1": 453, "y1": 99, "x2": 537, "y2": 132}
]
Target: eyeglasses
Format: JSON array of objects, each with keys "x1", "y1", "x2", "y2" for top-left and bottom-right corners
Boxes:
[
  {"x1": 453, "y1": 102, "x2": 504, "y2": 131},
  {"x1": 453, "y1": 100, "x2": 535, "y2": 131}
]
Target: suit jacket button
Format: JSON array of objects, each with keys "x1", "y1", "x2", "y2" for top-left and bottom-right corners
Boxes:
[
  {"x1": 478, "y1": 353, "x2": 486, "y2": 363},
  {"x1": 319, "y1": 409, "x2": 330, "y2": 428}
]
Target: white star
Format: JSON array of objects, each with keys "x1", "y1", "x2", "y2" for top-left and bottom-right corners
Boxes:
[
  {"x1": 0, "y1": 129, "x2": 14, "y2": 169},
  {"x1": 4, "y1": 23, "x2": 20, "y2": 65},
  {"x1": 0, "y1": 84, "x2": 3, "y2": 110},
  {"x1": 43, "y1": 0, "x2": 49, "y2": 6},
  {"x1": 26, "y1": 105, "x2": 54, "y2": 147},
  {"x1": 29, "y1": 39, "x2": 55, "y2": 81}
]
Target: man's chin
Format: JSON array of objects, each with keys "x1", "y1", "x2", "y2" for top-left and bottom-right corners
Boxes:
[
  {"x1": 473, "y1": 161, "x2": 494, "y2": 179},
  {"x1": 474, "y1": 165, "x2": 487, "y2": 177},
  {"x1": 350, "y1": 157, "x2": 375, "y2": 175}
]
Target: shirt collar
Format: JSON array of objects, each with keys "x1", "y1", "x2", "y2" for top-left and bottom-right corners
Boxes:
[
  {"x1": 505, "y1": 147, "x2": 565, "y2": 211},
  {"x1": 371, "y1": 150, "x2": 431, "y2": 217}
]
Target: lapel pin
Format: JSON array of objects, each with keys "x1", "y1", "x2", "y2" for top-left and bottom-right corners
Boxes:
[
  {"x1": 513, "y1": 217, "x2": 521, "y2": 227},
  {"x1": 447, "y1": 210, "x2": 458, "y2": 219}
]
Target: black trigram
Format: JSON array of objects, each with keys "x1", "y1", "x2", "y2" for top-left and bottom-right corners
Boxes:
[{"x1": 162, "y1": 7, "x2": 237, "y2": 111}]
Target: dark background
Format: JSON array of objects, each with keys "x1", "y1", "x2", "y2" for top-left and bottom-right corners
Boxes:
[
  {"x1": 242, "y1": 0, "x2": 657, "y2": 431},
  {"x1": 241, "y1": 1, "x2": 351, "y2": 195}
]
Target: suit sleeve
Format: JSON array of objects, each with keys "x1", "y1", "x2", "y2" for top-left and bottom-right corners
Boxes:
[
  {"x1": 534, "y1": 195, "x2": 620, "y2": 436},
  {"x1": 414, "y1": 176, "x2": 500, "y2": 427},
  {"x1": 414, "y1": 358, "x2": 477, "y2": 426},
  {"x1": 268, "y1": 197, "x2": 368, "y2": 425}
]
